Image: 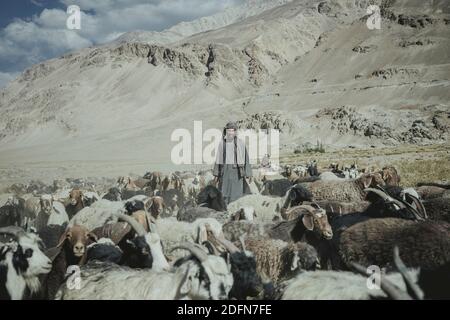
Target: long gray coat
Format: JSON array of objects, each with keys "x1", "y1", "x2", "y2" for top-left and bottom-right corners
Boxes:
[{"x1": 213, "y1": 138, "x2": 253, "y2": 204}]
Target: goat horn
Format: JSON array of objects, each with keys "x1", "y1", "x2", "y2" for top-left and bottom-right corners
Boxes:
[
  {"x1": 0, "y1": 226, "x2": 26, "y2": 240},
  {"x1": 239, "y1": 235, "x2": 246, "y2": 252},
  {"x1": 115, "y1": 213, "x2": 146, "y2": 237},
  {"x1": 171, "y1": 243, "x2": 208, "y2": 262},
  {"x1": 393, "y1": 246, "x2": 424, "y2": 300},
  {"x1": 364, "y1": 188, "x2": 408, "y2": 210},
  {"x1": 350, "y1": 262, "x2": 412, "y2": 300}
]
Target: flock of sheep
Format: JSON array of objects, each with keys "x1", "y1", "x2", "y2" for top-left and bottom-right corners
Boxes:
[{"x1": 0, "y1": 162, "x2": 449, "y2": 300}]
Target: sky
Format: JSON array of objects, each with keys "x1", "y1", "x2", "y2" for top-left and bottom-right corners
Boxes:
[{"x1": 0, "y1": 0, "x2": 242, "y2": 88}]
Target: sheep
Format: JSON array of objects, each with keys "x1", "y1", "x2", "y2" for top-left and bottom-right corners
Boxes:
[
  {"x1": 422, "y1": 197, "x2": 450, "y2": 222},
  {"x1": 416, "y1": 185, "x2": 450, "y2": 200},
  {"x1": 223, "y1": 205, "x2": 332, "y2": 269},
  {"x1": 34, "y1": 195, "x2": 69, "y2": 233},
  {"x1": 196, "y1": 185, "x2": 227, "y2": 212},
  {"x1": 260, "y1": 178, "x2": 293, "y2": 197},
  {"x1": 296, "y1": 172, "x2": 385, "y2": 202},
  {"x1": 230, "y1": 207, "x2": 257, "y2": 222},
  {"x1": 235, "y1": 237, "x2": 320, "y2": 284},
  {"x1": 202, "y1": 228, "x2": 264, "y2": 300},
  {"x1": 41, "y1": 224, "x2": 98, "y2": 299},
  {"x1": 380, "y1": 166, "x2": 401, "y2": 186},
  {"x1": 177, "y1": 205, "x2": 229, "y2": 224},
  {"x1": 302, "y1": 200, "x2": 371, "y2": 219},
  {"x1": 336, "y1": 218, "x2": 450, "y2": 271},
  {"x1": 68, "y1": 199, "x2": 126, "y2": 231},
  {"x1": 55, "y1": 242, "x2": 233, "y2": 300},
  {"x1": 155, "y1": 188, "x2": 184, "y2": 217},
  {"x1": 227, "y1": 194, "x2": 291, "y2": 223},
  {"x1": 155, "y1": 217, "x2": 223, "y2": 261},
  {"x1": 117, "y1": 176, "x2": 139, "y2": 191},
  {"x1": 86, "y1": 238, "x2": 123, "y2": 264},
  {"x1": 102, "y1": 187, "x2": 122, "y2": 201},
  {"x1": 279, "y1": 269, "x2": 420, "y2": 300},
  {"x1": 0, "y1": 227, "x2": 52, "y2": 300},
  {"x1": 319, "y1": 171, "x2": 345, "y2": 181}
]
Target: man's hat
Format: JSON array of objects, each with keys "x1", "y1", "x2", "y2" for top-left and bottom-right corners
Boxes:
[{"x1": 224, "y1": 121, "x2": 238, "y2": 130}]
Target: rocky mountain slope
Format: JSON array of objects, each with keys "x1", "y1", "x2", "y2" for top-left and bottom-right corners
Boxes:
[{"x1": 0, "y1": 0, "x2": 449, "y2": 178}]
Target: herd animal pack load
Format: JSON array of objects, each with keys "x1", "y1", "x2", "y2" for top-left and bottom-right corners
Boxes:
[{"x1": 0, "y1": 164, "x2": 449, "y2": 300}]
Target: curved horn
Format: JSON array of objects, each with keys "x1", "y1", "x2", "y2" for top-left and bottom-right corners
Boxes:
[
  {"x1": 350, "y1": 262, "x2": 412, "y2": 300},
  {"x1": 203, "y1": 224, "x2": 239, "y2": 254},
  {"x1": 171, "y1": 242, "x2": 208, "y2": 262},
  {"x1": 393, "y1": 246, "x2": 424, "y2": 300},
  {"x1": 115, "y1": 213, "x2": 146, "y2": 237},
  {"x1": 0, "y1": 226, "x2": 26, "y2": 239}
]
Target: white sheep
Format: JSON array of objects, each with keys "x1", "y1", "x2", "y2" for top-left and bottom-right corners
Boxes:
[
  {"x1": 227, "y1": 194, "x2": 287, "y2": 222},
  {"x1": 155, "y1": 217, "x2": 224, "y2": 260},
  {"x1": 280, "y1": 269, "x2": 419, "y2": 300},
  {"x1": 55, "y1": 243, "x2": 233, "y2": 300},
  {"x1": 68, "y1": 199, "x2": 126, "y2": 231}
]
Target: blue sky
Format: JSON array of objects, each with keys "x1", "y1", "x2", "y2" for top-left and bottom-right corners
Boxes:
[{"x1": 0, "y1": 0, "x2": 241, "y2": 88}]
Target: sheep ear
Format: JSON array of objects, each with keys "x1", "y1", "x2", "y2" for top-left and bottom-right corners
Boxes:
[
  {"x1": 56, "y1": 231, "x2": 71, "y2": 248},
  {"x1": 362, "y1": 175, "x2": 373, "y2": 189},
  {"x1": 231, "y1": 210, "x2": 240, "y2": 221},
  {"x1": 87, "y1": 232, "x2": 98, "y2": 243},
  {"x1": 302, "y1": 214, "x2": 314, "y2": 231},
  {"x1": 253, "y1": 210, "x2": 257, "y2": 218},
  {"x1": 197, "y1": 224, "x2": 208, "y2": 243},
  {"x1": 179, "y1": 270, "x2": 193, "y2": 295}
]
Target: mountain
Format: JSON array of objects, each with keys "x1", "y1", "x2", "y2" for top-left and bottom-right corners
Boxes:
[{"x1": 0, "y1": 0, "x2": 449, "y2": 183}]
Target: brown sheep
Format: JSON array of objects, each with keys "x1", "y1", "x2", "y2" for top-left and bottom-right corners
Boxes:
[
  {"x1": 42, "y1": 225, "x2": 98, "y2": 299},
  {"x1": 380, "y1": 166, "x2": 401, "y2": 186},
  {"x1": 337, "y1": 218, "x2": 450, "y2": 271},
  {"x1": 299, "y1": 173, "x2": 384, "y2": 202}
]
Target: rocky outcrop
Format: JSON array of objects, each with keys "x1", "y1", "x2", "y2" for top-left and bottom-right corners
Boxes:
[{"x1": 236, "y1": 112, "x2": 295, "y2": 133}]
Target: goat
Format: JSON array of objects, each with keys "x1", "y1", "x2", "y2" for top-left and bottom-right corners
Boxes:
[
  {"x1": 0, "y1": 227, "x2": 52, "y2": 300},
  {"x1": 41, "y1": 224, "x2": 98, "y2": 299},
  {"x1": 196, "y1": 186, "x2": 227, "y2": 212},
  {"x1": 65, "y1": 189, "x2": 85, "y2": 219},
  {"x1": 34, "y1": 195, "x2": 69, "y2": 233},
  {"x1": 55, "y1": 242, "x2": 233, "y2": 300}
]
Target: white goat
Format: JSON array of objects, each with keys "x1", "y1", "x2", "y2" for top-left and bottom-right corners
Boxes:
[{"x1": 0, "y1": 227, "x2": 52, "y2": 300}]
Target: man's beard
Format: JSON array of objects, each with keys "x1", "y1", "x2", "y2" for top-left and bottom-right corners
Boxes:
[{"x1": 225, "y1": 133, "x2": 235, "y2": 141}]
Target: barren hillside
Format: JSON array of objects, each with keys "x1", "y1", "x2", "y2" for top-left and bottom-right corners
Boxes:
[{"x1": 0, "y1": 0, "x2": 449, "y2": 185}]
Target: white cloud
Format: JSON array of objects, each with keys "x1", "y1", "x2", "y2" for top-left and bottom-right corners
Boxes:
[
  {"x1": 0, "y1": 0, "x2": 243, "y2": 80},
  {"x1": 0, "y1": 71, "x2": 19, "y2": 89}
]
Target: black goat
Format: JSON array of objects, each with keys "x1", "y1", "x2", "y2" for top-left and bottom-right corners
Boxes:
[{"x1": 196, "y1": 186, "x2": 227, "y2": 211}]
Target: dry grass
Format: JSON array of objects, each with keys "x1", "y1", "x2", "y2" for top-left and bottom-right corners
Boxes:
[
  {"x1": 281, "y1": 143, "x2": 450, "y2": 187},
  {"x1": 394, "y1": 158, "x2": 450, "y2": 187}
]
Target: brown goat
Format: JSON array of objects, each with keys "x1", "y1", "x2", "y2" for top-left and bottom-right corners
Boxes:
[
  {"x1": 42, "y1": 225, "x2": 97, "y2": 299},
  {"x1": 65, "y1": 189, "x2": 85, "y2": 218},
  {"x1": 380, "y1": 166, "x2": 401, "y2": 186}
]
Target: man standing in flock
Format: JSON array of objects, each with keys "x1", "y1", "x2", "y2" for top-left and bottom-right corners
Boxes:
[{"x1": 213, "y1": 122, "x2": 253, "y2": 204}]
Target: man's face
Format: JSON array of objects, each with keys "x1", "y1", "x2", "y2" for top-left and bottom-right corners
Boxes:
[{"x1": 226, "y1": 129, "x2": 236, "y2": 139}]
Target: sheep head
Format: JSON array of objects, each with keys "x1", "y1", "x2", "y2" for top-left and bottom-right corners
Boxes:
[
  {"x1": 39, "y1": 195, "x2": 53, "y2": 215},
  {"x1": 231, "y1": 207, "x2": 256, "y2": 222},
  {"x1": 300, "y1": 205, "x2": 333, "y2": 240},
  {"x1": 69, "y1": 189, "x2": 83, "y2": 206},
  {"x1": 173, "y1": 243, "x2": 234, "y2": 300},
  {"x1": 57, "y1": 225, "x2": 98, "y2": 260}
]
